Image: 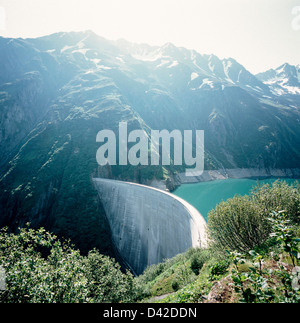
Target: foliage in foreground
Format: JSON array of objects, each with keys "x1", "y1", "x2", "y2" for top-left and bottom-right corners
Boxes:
[
  {"x1": 229, "y1": 211, "x2": 300, "y2": 303},
  {"x1": 0, "y1": 225, "x2": 135, "y2": 303},
  {"x1": 0, "y1": 180, "x2": 299, "y2": 303}
]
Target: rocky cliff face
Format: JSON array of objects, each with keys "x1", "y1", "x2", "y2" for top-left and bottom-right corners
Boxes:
[{"x1": 0, "y1": 31, "x2": 299, "y2": 258}]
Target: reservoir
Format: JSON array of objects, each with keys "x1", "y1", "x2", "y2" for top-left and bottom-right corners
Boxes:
[{"x1": 172, "y1": 178, "x2": 300, "y2": 221}]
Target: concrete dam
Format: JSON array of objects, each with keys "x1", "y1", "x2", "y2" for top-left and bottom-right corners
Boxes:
[{"x1": 93, "y1": 178, "x2": 207, "y2": 275}]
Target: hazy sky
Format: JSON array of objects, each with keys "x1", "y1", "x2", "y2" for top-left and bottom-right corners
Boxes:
[{"x1": 0, "y1": 0, "x2": 299, "y2": 74}]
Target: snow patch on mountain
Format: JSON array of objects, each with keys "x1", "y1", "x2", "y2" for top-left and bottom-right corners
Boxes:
[
  {"x1": 116, "y1": 57, "x2": 125, "y2": 63},
  {"x1": 237, "y1": 69, "x2": 242, "y2": 83},
  {"x1": 61, "y1": 45, "x2": 73, "y2": 52},
  {"x1": 222, "y1": 60, "x2": 234, "y2": 84},
  {"x1": 191, "y1": 72, "x2": 199, "y2": 81},
  {"x1": 200, "y1": 78, "x2": 214, "y2": 89},
  {"x1": 133, "y1": 53, "x2": 162, "y2": 62},
  {"x1": 168, "y1": 60, "x2": 179, "y2": 68},
  {"x1": 281, "y1": 85, "x2": 300, "y2": 95},
  {"x1": 208, "y1": 61, "x2": 214, "y2": 73},
  {"x1": 72, "y1": 48, "x2": 89, "y2": 55}
]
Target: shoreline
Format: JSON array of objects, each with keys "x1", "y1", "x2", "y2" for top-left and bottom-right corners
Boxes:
[
  {"x1": 175, "y1": 167, "x2": 300, "y2": 184},
  {"x1": 148, "y1": 167, "x2": 300, "y2": 191}
]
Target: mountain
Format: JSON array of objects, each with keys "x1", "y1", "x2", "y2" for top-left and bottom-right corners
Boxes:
[
  {"x1": 256, "y1": 63, "x2": 300, "y2": 99},
  {"x1": 0, "y1": 30, "x2": 300, "y2": 257}
]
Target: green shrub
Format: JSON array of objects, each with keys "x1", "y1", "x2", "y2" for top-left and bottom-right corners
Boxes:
[
  {"x1": 0, "y1": 225, "x2": 135, "y2": 303},
  {"x1": 171, "y1": 279, "x2": 180, "y2": 291},
  {"x1": 140, "y1": 262, "x2": 166, "y2": 283},
  {"x1": 251, "y1": 180, "x2": 300, "y2": 223},
  {"x1": 228, "y1": 211, "x2": 300, "y2": 303},
  {"x1": 171, "y1": 263, "x2": 195, "y2": 291},
  {"x1": 207, "y1": 180, "x2": 300, "y2": 253},
  {"x1": 209, "y1": 260, "x2": 230, "y2": 280},
  {"x1": 85, "y1": 249, "x2": 135, "y2": 303},
  {"x1": 190, "y1": 248, "x2": 210, "y2": 275},
  {"x1": 207, "y1": 195, "x2": 270, "y2": 252}
]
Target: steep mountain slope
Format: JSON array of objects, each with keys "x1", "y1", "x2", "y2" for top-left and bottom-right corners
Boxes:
[
  {"x1": 0, "y1": 31, "x2": 299, "y2": 257},
  {"x1": 0, "y1": 37, "x2": 62, "y2": 169}
]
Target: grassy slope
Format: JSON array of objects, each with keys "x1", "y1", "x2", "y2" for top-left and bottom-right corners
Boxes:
[{"x1": 136, "y1": 241, "x2": 299, "y2": 303}]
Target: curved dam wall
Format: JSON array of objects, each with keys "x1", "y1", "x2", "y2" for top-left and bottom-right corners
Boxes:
[{"x1": 93, "y1": 178, "x2": 207, "y2": 275}]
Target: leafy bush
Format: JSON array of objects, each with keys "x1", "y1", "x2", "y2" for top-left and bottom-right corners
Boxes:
[
  {"x1": 84, "y1": 249, "x2": 135, "y2": 303},
  {"x1": 138, "y1": 262, "x2": 167, "y2": 284},
  {"x1": 209, "y1": 260, "x2": 230, "y2": 280},
  {"x1": 173, "y1": 263, "x2": 195, "y2": 289},
  {"x1": 190, "y1": 248, "x2": 210, "y2": 275},
  {"x1": 207, "y1": 195, "x2": 270, "y2": 252},
  {"x1": 207, "y1": 180, "x2": 300, "y2": 252},
  {"x1": 251, "y1": 180, "x2": 300, "y2": 223},
  {"x1": 229, "y1": 211, "x2": 300, "y2": 303},
  {"x1": 0, "y1": 225, "x2": 135, "y2": 303},
  {"x1": 171, "y1": 279, "x2": 180, "y2": 291}
]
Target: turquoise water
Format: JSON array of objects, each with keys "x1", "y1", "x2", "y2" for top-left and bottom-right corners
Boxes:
[{"x1": 173, "y1": 178, "x2": 300, "y2": 221}]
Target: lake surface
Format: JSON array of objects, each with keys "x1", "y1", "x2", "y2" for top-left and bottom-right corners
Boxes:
[{"x1": 172, "y1": 178, "x2": 300, "y2": 221}]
